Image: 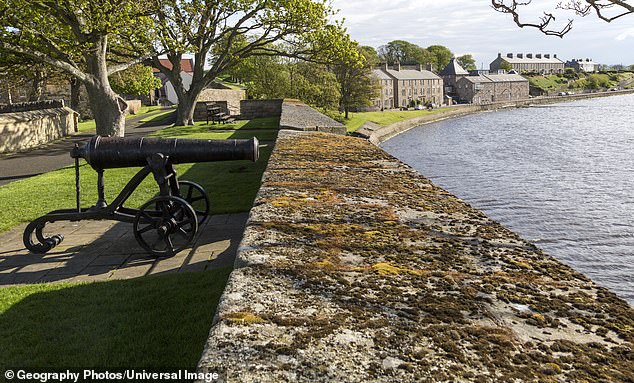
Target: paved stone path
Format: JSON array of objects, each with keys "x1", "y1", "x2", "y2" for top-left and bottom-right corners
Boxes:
[{"x1": 0, "y1": 213, "x2": 247, "y2": 285}]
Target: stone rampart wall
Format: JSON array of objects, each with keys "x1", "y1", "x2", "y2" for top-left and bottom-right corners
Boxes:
[
  {"x1": 279, "y1": 102, "x2": 346, "y2": 135},
  {"x1": 197, "y1": 130, "x2": 634, "y2": 382},
  {"x1": 198, "y1": 89, "x2": 245, "y2": 116},
  {"x1": 0, "y1": 107, "x2": 78, "y2": 153},
  {"x1": 239, "y1": 99, "x2": 284, "y2": 120}
]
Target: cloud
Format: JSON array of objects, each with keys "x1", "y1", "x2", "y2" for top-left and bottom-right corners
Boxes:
[{"x1": 331, "y1": 0, "x2": 634, "y2": 65}]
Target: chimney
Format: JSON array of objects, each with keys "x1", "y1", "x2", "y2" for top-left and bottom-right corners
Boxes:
[
  {"x1": 498, "y1": 53, "x2": 502, "y2": 58},
  {"x1": 517, "y1": 53, "x2": 523, "y2": 59},
  {"x1": 554, "y1": 54, "x2": 558, "y2": 58},
  {"x1": 536, "y1": 54, "x2": 541, "y2": 59},
  {"x1": 384, "y1": 62, "x2": 388, "y2": 71},
  {"x1": 527, "y1": 53, "x2": 533, "y2": 59},
  {"x1": 426, "y1": 64, "x2": 434, "y2": 72},
  {"x1": 418, "y1": 63, "x2": 424, "y2": 72},
  {"x1": 586, "y1": 58, "x2": 590, "y2": 62},
  {"x1": 395, "y1": 62, "x2": 401, "y2": 71},
  {"x1": 544, "y1": 54, "x2": 550, "y2": 59},
  {"x1": 507, "y1": 53, "x2": 513, "y2": 58}
]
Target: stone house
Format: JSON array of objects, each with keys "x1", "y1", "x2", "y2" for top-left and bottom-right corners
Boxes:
[
  {"x1": 440, "y1": 58, "x2": 470, "y2": 102},
  {"x1": 565, "y1": 59, "x2": 599, "y2": 73},
  {"x1": 490, "y1": 53, "x2": 565, "y2": 74},
  {"x1": 372, "y1": 63, "x2": 443, "y2": 108},
  {"x1": 455, "y1": 74, "x2": 529, "y2": 104},
  {"x1": 152, "y1": 58, "x2": 195, "y2": 105},
  {"x1": 372, "y1": 69, "x2": 395, "y2": 109}
]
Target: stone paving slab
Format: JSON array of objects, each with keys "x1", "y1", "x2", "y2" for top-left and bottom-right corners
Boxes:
[{"x1": 0, "y1": 213, "x2": 248, "y2": 286}]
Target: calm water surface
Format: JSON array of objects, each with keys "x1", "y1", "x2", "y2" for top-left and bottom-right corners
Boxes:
[{"x1": 381, "y1": 94, "x2": 634, "y2": 305}]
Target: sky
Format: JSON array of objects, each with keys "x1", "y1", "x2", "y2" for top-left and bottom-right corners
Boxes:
[{"x1": 330, "y1": 0, "x2": 634, "y2": 68}]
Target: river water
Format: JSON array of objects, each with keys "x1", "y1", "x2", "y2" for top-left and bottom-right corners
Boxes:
[{"x1": 381, "y1": 94, "x2": 634, "y2": 305}]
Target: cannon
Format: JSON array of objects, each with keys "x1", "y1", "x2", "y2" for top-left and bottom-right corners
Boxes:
[{"x1": 23, "y1": 136, "x2": 259, "y2": 257}]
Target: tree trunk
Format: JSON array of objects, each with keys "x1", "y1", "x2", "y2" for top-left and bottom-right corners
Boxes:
[
  {"x1": 69, "y1": 78, "x2": 81, "y2": 112},
  {"x1": 84, "y1": 82, "x2": 127, "y2": 136},
  {"x1": 84, "y1": 36, "x2": 127, "y2": 137},
  {"x1": 175, "y1": 93, "x2": 197, "y2": 126}
]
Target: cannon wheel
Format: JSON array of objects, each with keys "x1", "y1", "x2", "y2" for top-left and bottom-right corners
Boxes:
[
  {"x1": 134, "y1": 196, "x2": 198, "y2": 258},
  {"x1": 178, "y1": 180, "x2": 210, "y2": 223}
]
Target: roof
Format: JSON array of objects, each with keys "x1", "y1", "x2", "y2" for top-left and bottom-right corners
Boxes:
[
  {"x1": 153, "y1": 58, "x2": 195, "y2": 73},
  {"x1": 459, "y1": 74, "x2": 527, "y2": 84},
  {"x1": 372, "y1": 69, "x2": 392, "y2": 80},
  {"x1": 440, "y1": 58, "x2": 469, "y2": 76},
  {"x1": 383, "y1": 69, "x2": 441, "y2": 80},
  {"x1": 500, "y1": 56, "x2": 564, "y2": 64}
]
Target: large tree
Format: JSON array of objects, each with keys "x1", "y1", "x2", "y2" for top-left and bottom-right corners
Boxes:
[
  {"x1": 491, "y1": 0, "x2": 633, "y2": 36},
  {"x1": 151, "y1": 0, "x2": 350, "y2": 126},
  {"x1": 378, "y1": 40, "x2": 432, "y2": 66},
  {"x1": 332, "y1": 46, "x2": 380, "y2": 119},
  {"x1": 427, "y1": 45, "x2": 453, "y2": 72},
  {"x1": 0, "y1": 0, "x2": 155, "y2": 136}
]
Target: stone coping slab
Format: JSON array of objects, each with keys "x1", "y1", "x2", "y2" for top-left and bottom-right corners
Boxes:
[
  {"x1": 198, "y1": 130, "x2": 633, "y2": 382},
  {"x1": 279, "y1": 103, "x2": 346, "y2": 135}
]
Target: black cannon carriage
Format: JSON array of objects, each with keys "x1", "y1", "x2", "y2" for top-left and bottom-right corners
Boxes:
[{"x1": 23, "y1": 136, "x2": 259, "y2": 257}]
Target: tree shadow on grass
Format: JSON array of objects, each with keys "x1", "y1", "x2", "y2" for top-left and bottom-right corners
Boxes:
[{"x1": 0, "y1": 267, "x2": 231, "y2": 370}]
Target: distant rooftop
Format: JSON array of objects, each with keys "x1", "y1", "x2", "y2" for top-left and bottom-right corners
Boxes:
[
  {"x1": 498, "y1": 53, "x2": 564, "y2": 64},
  {"x1": 440, "y1": 58, "x2": 469, "y2": 76}
]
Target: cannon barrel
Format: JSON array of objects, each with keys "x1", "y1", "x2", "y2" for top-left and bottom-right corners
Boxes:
[{"x1": 72, "y1": 136, "x2": 259, "y2": 170}]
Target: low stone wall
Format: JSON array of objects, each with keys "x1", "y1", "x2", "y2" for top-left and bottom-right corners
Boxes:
[
  {"x1": 198, "y1": 89, "x2": 245, "y2": 116},
  {"x1": 356, "y1": 106, "x2": 480, "y2": 145},
  {"x1": 126, "y1": 100, "x2": 142, "y2": 115},
  {"x1": 0, "y1": 107, "x2": 78, "y2": 153},
  {"x1": 279, "y1": 102, "x2": 346, "y2": 135},
  {"x1": 198, "y1": 130, "x2": 634, "y2": 382},
  {"x1": 240, "y1": 99, "x2": 284, "y2": 120},
  {"x1": 357, "y1": 89, "x2": 634, "y2": 145}
]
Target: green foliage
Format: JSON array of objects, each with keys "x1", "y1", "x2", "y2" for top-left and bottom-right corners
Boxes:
[
  {"x1": 587, "y1": 73, "x2": 611, "y2": 89},
  {"x1": 456, "y1": 54, "x2": 476, "y2": 71},
  {"x1": 499, "y1": 60, "x2": 514, "y2": 71},
  {"x1": 331, "y1": 44, "x2": 381, "y2": 117},
  {"x1": 291, "y1": 62, "x2": 340, "y2": 110},
  {"x1": 110, "y1": 65, "x2": 161, "y2": 97},
  {"x1": 378, "y1": 40, "x2": 433, "y2": 66},
  {"x1": 427, "y1": 45, "x2": 453, "y2": 71},
  {"x1": 360, "y1": 46, "x2": 380, "y2": 67}
]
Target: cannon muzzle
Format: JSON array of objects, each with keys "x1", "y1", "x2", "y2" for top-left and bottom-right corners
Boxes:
[{"x1": 72, "y1": 136, "x2": 259, "y2": 170}]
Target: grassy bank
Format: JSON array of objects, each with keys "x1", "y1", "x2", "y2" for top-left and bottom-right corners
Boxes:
[{"x1": 343, "y1": 108, "x2": 447, "y2": 133}]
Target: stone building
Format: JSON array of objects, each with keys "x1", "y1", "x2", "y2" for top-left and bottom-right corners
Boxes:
[
  {"x1": 490, "y1": 53, "x2": 565, "y2": 74},
  {"x1": 371, "y1": 69, "x2": 395, "y2": 109},
  {"x1": 440, "y1": 58, "x2": 470, "y2": 102},
  {"x1": 372, "y1": 63, "x2": 443, "y2": 108},
  {"x1": 152, "y1": 58, "x2": 195, "y2": 105},
  {"x1": 455, "y1": 74, "x2": 529, "y2": 104},
  {"x1": 565, "y1": 58, "x2": 599, "y2": 72}
]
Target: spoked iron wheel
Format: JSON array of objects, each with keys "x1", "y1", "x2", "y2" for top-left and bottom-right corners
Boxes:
[
  {"x1": 178, "y1": 180, "x2": 210, "y2": 223},
  {"x1": 133, "y1": 196, "x2": 198, "y2": 257}
]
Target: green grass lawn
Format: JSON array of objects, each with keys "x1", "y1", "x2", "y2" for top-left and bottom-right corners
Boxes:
[
  {"x1": 0, "y1": 267, "x2": 231, "y2": 369},
  {"x1": 343, "y1": 108, "x2": 448, "y2": 133}
]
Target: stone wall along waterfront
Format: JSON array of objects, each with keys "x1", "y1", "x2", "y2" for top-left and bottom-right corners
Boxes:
[
  {"x1": 0, "y1": 107, "x2": 78, "y2": 154},
  {"x1": 197, "y1": 130, "x2": 634, "y2": 382}
]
